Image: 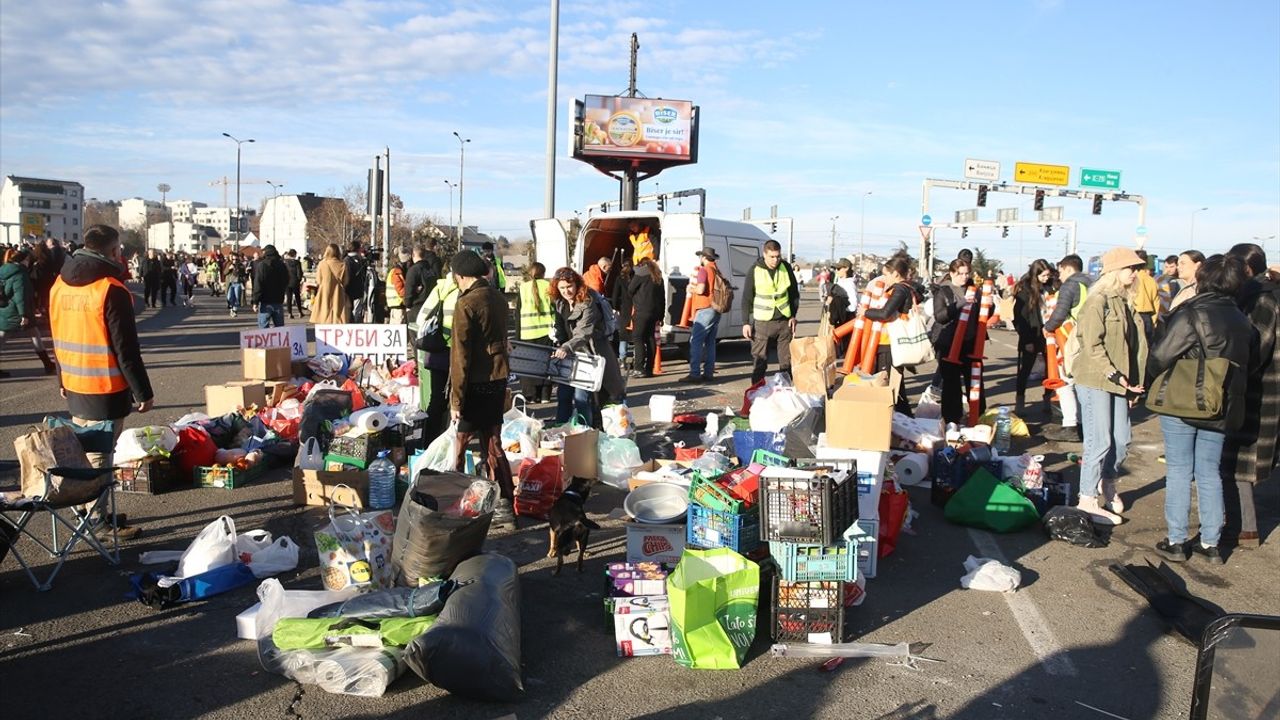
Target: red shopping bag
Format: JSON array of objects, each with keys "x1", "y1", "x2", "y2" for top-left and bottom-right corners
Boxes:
[
  {"x1": 513, "y1": 454, "x2": 566, "y2": 520},
  {"x1": 878, "y1": 480, "x2": 909, "y2": 559},
  {"x1": 340, "y1": 378, "x2": 367, "y2": 411},
  {"x1": 674, "y1": 446, "x2": 706, "y2": 462}
]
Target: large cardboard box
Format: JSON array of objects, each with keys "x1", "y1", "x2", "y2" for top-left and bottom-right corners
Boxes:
[
  {"x1": 206, "y1": 381, "x2": 267, "y2": 416},
  {"x1": 243, "y1": 347, "x2": 292, "y2": 381},
  {"x1": 825, "y1": 382, "x2": 894, "y2": 451},
  {"x1": 563, "y1": 428, "x2": 599, "y2": 481},
  {"x1": 625, "y1": 521, "x2": 686, "y2": 565},
  {"x1": 790, "y1": 336, "x2": 838, "y2": 396},
  {"x1": 292, "y1": 466, "x2": 369, "y2": 508}
]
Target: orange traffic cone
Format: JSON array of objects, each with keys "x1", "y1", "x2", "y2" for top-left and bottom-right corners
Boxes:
[
  {"x1": 652, "y1": 326, "x2": 663, "y2": 375},
  {"x1": 967, "y1": 361, "x2": 983, "y2": 426},
  {"x1": 968, "y1": 280, "x2": 996, "y2": 360},
  {"x1": 677, "y1": 294, "x2": 693, "y2": 328}
]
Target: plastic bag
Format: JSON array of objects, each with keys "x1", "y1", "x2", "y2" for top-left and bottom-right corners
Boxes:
[
  {"x1": 501, "y1": 394, "x2": 544, "y2": 450},
  {"x1": 1043, "y1": 506, "x2": 1107, "y2": 548},
  {"x1": 749, "y1": 387, "x2": 810, "y2": 433},
  {"x1": 915, "y1": 386, "x2": 942, "y2": 420},
  {"x1": 114, "y1": 426, "x2": 179, "y2": 463},
  {"x1": 178, "y1": 515, "x2": 237, "y2": 579},
  {"x1": 259, "y1": 407, "x2": 301, "y2": 442},
  {"x1": 171, "y1": 425, "x2": 218, "y2": 477},
  {"x1": 298, "y1": 438, "x2": 325, "y2": 471},
  {"x1": 598, "y1": 434, "x2": 643, "y2": 490},
  {"x1": 513, "y1": 454, "x2": 565, "y2": 520},
  {"x1": 667, "y1": 548, "x2": 760, "y2": 669},
  {"x1": 246, "y1": 536, "x2": 301, "y2": 578},
  {"x1": 420, "y1": 423, "x2": 460, "y2": 473},
  {"x1": 601, "y1": 403, "x2": 635, "y2": 438},
  {"x1": 959, "y1": 555, "x2": 1021, "y2": 592},
  {"x1": 390, "y1": 471, "x2": 494, "y2": 585},
  {"x1": 314, "y1": 499, "x2": 397, "y2": 591}
]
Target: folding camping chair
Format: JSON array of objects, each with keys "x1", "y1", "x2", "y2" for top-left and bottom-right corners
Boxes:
[{"x1": 0, "y1": 466, "x2": 120, "y2": 591}]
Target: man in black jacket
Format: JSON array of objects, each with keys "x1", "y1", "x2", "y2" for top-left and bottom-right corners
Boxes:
[
  {"x1": 740, "y1": 240, "x2": 800, "y2": 383},
  {"x1": 1043, "y1": 253, "x2": 1094, "y2": 442},
  {"x1": 252, "y1": 245, "x2": 290, "y2": 328},
  {"x1": 161, "y1": 251, "x2": 179, "y2": 306},
  {"x1": 141, "y1": 249, "x2": 162, "y2": 308},
  {"x1": 283, "y1": 249, "x2": 305, "y2": 318},
  {"x1": 344, "y1": 240, "x2": 368, "y2": 322},
  {"x1": 403, "y1": 243, "x2": 436, "y2": 326}
]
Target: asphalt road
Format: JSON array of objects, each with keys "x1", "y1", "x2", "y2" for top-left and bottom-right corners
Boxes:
[{"x1": 1, "y1": 284, "x2": 1277, "y2": 720}]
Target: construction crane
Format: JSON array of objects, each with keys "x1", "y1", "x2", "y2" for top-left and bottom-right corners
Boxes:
[{"x1": 209, "y1": 176, "x2": 273, "y2": 207}]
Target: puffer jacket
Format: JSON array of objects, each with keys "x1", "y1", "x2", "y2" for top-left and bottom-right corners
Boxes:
[
  {"x1": 0, "y1": 260, "x2": 34, "y2": 332},
  {"x1": 1072, "y1": 289, "x2": 1148, "y2": 396},
  {"x1": 1146, "y1": 292, "x2": 1257, "y2": 432}
]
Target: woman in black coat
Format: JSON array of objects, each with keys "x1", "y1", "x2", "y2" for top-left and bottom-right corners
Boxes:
[
  {"x1": 628, "y1": 258, "x2": 665, "y2": 377},
  {"x1": 1012, "y1": 258, "x2": 1056, "y2": 409}
]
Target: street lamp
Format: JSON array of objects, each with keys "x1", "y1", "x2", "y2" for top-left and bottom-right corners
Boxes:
[
  {"x1": 1190, "y1": 206, "x2": 1209, "y2": 246},
  {"x1": 452, "y1": 131, "x2": 470, "y2": 245},
  {"x1": 1253, "y1": 234, "x2": 1278, "y2": 261},
  {"x1": 443, "y1": 180, "x2": 457, "y2": 236},
  {"x1": 858, "y1": 191, "x2": 872, "y2": 260},
  {"x1": 829, "y1": 215, "x2": 840, "y2": 263},
  {"x1": 266, "y1": 181, "x2": 284, "y2": 247},
  {"x1": 157, "y1": 183, "x2": 171, "y2": 251},
  {"x1": 221, "y1": 132, "x2": 254, "y2": 241}
]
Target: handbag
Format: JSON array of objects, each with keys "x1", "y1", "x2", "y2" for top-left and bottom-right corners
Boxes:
[
  {"x1": 886, "y1": 299, "x2": 936, "y2": 366},
  {"x1": 1145, "y1": 319, "x2": 1229, "y2": 421}
]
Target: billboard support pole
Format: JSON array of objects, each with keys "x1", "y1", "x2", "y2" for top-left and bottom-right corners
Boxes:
[{"x1": 621, "y1": 33, "x2": 640, "y2": 212}]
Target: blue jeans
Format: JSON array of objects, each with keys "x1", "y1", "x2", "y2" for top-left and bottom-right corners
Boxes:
[
  {"x1": 257, "y1": 303, "x2": 284, "y2": 328},
  {"x1": 1160, "y1": 416, "x2": 1226, "y2": 547},
  {"x1": 688, "y1": 308, "x2": 720, "y2": 377},
  {"x1": 227, "y1": 282, "x2": 244, "y2": 309},
  {"x1": 556, "y1": 383, "x2": 595, "y2": 426},
  {"x1": 1076, "y1": 385, "x2": 1130, "y2": 498}
]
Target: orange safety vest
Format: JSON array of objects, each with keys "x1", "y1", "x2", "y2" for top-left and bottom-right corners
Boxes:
[{"x1": 50, "y1": 276, "x2": 129, "y2": 395}]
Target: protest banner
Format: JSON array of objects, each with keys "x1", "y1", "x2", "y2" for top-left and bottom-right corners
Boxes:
[
  {"x1": 240, "y1": 325, "x2": 309, "y2": 361},
  {"x1": 314, "y1": 324, "x2": 409, "y2": 365}
]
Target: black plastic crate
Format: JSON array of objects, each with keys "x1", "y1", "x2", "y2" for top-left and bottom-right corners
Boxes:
[
  {"x1": 759, "y1": 469, "x2": 857, "y2": 545},
  {"x1": 115, "y1": 457, "x2": 180, "y2": 494},
  {"x1": 771, "y1": 577, "x2": 852, "y2": 644}
]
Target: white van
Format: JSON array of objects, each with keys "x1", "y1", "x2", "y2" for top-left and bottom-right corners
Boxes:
[{"x1": 530, "y1": 211, "x2": 773, "y2": 345}]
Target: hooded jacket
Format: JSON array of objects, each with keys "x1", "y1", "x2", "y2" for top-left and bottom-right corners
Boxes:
[
  {"x1": 0, "y1": 260, "x2": 35, "y2": 332},
  {"x1": 55, "y1": 249, "x2": 154, "y2": 420},
  {"x1": 251, "y1": 246, "x2": 290, "y2": 305},
  {"x1": 740, "y1": 257, "x2": 800, "y2": 321},
  {"x1": 1044, "y1": 271, "x2": 1092, "y2": 333}
]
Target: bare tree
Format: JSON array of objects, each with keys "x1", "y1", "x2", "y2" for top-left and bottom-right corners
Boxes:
[{"x1": 84, "y1": 200, "x2": 119, "y2": 229}]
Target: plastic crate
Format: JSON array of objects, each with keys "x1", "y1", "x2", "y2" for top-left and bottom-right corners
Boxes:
[
  {"x1": 687, "y1": 503, "x2": 761, "y2": 554},
  {"x1": 115, "y1": 457, "x2": 180, "y2": 494},
  {"x1": 760, "y1": 469, "x2": 857, "y2": 545},
  {"x1": 690, "y1": 474, "x2": 747, "y2": 514},
  {"x1": 771, "y1": 578, "x2": 852, "y2": 643},
  {"x1": 195, "y1": 462, "x2": 266, "y2": 489},
  {"x1": 770, "y1": 527, "x2": 860, "y2": 582},
  {"x1": 732, "y1": 429, "x2": 785, "y2": 466},
  {"x1": 751, "y1": 449, "x2": 790, "y2": 467}
]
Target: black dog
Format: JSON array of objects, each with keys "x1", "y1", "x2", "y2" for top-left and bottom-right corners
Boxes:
[{"x1": 547, "y1": 477, "x2": 600, "y2": 575}]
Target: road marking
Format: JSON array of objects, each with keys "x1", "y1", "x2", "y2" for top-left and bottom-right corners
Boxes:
[{"x1": 967, "y1": 528, "x2": 1078, "y2": 677}]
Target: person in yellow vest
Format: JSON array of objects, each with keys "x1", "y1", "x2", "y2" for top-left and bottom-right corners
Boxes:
[
  {"x1": 384, "y1": 246, "x2": 411, "y2": 325},
  {"x1": 741, "y1": 240, "x2": 799, "y2": 384},
  {"x1": 628, "y1": 220, "x2": 654, "y2": 264},
  {"x1": 515, "y1": 262, "x2": 554, "y2": 402},
  {"x1": 50, "y1": 224, "x2": 152, "y2": 537},
  {"x1": 1133, "y1": 249, "x2": 1160, "y2": 338},
  {"x1": 481, "y1": 241, "x2": 506, "y2": 292},
  {"x1": 414, "y1": 268, "x2": 460, "y2": 447}
]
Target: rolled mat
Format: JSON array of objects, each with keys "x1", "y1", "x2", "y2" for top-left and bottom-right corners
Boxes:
[{"x1": 314, "y1": 647, "x2": 404, "y2": 697}]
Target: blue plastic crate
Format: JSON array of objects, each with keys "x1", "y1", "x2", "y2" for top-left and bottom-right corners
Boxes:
[
  {"x1": 770, "y1": 527, "x2": 860, "y2": 582},
  {"x1": 687, "y1": 503, "x2": 761, "y2": 554},
  {"x1": 733, "y1": 430, "x2": 786, "y2": 466}
]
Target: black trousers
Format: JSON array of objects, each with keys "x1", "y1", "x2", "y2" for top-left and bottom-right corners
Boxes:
[
  {"x1": 285, "y1": 285, "x2": 304, "y2": 316},
  {"x1": 162, "y1": 276, "x2": 177, "y2": 305},
  {"x1": 143, "y1": 277, "x2": 160, "y2": 306},
  {"x1": 632, "y1": 314, "x2": 659, "y2": 375},
  {"x1": 1015, "y1": 333, "x2": 1046, "y2": 397}
]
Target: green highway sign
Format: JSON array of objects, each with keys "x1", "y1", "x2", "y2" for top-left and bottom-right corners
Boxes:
[{"x1": 1080, "y1": 168, "x2": 1122, "y2": 189}]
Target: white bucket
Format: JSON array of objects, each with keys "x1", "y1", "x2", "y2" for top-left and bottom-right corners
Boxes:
[{"x1": 648, "y1": 394, "x2": 676, "y2": 424}]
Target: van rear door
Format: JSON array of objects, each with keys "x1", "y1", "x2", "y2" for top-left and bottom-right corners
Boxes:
[{"x1": 530, "y1": 218, "x2": 569, "y2": 273}]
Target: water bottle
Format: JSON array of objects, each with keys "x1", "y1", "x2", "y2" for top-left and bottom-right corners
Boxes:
[
  {"x1": 368, "y1": 450, "x2": 396, "y2": 510},
  {"x1": 994, "y1": 407, "x2": 1012, "y2": 454}
]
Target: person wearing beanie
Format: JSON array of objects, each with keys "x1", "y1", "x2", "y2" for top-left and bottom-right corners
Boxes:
[
  {"x1": 446, "y1": 250, "x2": 516, "y2": 529},
  {"x1": 251, "y1": 244, "x2": 290, "y2": 328},
  {"x1": 1071, "y1": 246, "x2": 1149, "y2": 525}
]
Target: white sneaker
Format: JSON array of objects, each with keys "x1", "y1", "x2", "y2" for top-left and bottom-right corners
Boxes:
[
  {"x1": 1100, "y1": 479, "x2": 1125, "y2": 514},
  {"x1": 1076, "y1": 495, "x2": 1123, "y2": 525}
]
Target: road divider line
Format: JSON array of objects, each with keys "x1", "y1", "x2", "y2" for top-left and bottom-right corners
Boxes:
[{"x1": 967, "y1": 528, "x2": 1078, "y2": 677}]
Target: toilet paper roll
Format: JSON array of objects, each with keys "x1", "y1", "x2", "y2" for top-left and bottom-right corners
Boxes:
[
  {"x1": 349, "y1": 408, "x2": 388, "y2": 434},
  {"x1": 893, "y1": 452, "x2": 930, "y2": 487}
]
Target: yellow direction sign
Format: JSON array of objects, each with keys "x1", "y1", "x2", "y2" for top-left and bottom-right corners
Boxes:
[{"x1": 1014, "y1": 161, "x2": 1070, "y2": 186}]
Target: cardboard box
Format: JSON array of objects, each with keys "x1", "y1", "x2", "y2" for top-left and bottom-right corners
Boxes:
[
  {"x1": 206, "y1": 381, "x2": 267, "y2": 417},
  {"x1": 243, "y1": 347, "x2": 292, "y2": 381},
  {"x1": 790, "y1": 336, "x2": 838, "y2": 396},
  {"x1": 292, "y1": 466, "x2": 369, "y2": 508},
  {"x1": 605, "y1": 561, "x2": 671, "y2": 597},
  {"x1": 563, "y1": 428, "x2": 599, "y2": 481},
  {"x1": 825, "y1": 382, "x2": 894, "y2": 451},
  {"x1": 626, "y1": 459, "x2": 690, "y2": 491},
  {"x1": 264, "y1": 380, "x2": 299, "y2": 407},
  {"x1": 614, "y1": 606, "x2": 673, "y2": 657},
  {"x1": 625, "y1": 521, "x2": 687, "y2": 565}
]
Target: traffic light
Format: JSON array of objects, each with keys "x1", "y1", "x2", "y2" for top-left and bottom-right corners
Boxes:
[
  {"x1": 961, "y1": 226, "x2": 969, "y2": 239},
  {"x1": 1044, "y1": 225, "x2": 1052, "y2": 238},
  {"x1": 657, "y1": 196, "x2": 665, "y2": 211},
  {"x1": 1092, "y1": 194, "x2": 1103, "y2": 215},
  {"x1": 1033, "y1": 190, "x2": 1045, "y2": 212},
  {"x1": 1001, "y1": 226, "x2": 1009, "y2": 239},
  {"x1": 976, "y1": 185, "x2": 988, "y2": 207},
  {"x1": 770, "y1": 221, "x2": 778, "y2": 233}
]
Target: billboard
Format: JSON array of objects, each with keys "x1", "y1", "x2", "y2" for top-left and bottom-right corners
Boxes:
[
  {"x1": 578, "y1": 95, "x2": 696, "y2": 162},
  {"x1": 21, "y1": 213, "x2": 45, "y2": 238}
]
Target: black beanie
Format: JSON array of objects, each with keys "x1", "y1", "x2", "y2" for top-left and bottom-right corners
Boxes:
[{"x1": 450, "y1": 250, "x2": 488, "y2": 278}]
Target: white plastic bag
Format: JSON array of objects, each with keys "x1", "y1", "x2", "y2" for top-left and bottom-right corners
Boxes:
[
  {"x1": 247, "y1": 536, "x2": 301, "y2": 578},
  {"x1": 501, "y1": 394, "x2": 544, "y2": 452},
  {"x1": 177, "y1": 515, "x2": 237, "y2": 579},
  {"x1": 597, "y1": 434, "x2": 643, "y2": 490},
  {"x1": 298, "y1": 438, "x2": 325, "y2": 471},
  {"x1": 236, "y1": 529, "x2": 275, "y2": 558},
  {"x1": 915, "y1": 385, "x2": 942, "y2": 420},
  {"x1": 601, "y1": 403, "x2": 635, "y2": 438},
  {"x1": 421, "y1": 422, "x2": 460, "y2": 473},
  {"x1": 959, "y1": 555, "x2": 1021, "y2": 592},
  {"x1": 114, "y1": 425, "x2": 179, "y2": 463},
  {"x1": 750, "y1": 387, "x2": 810, "y2": 433}
]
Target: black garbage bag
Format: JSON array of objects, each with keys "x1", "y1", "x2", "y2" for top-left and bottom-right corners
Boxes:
[
  {"x1": 390, "y1": 470, "x2": 493, "y2": 586},
  {"x1": 1042, "y1": 506, "x2": 1107, "y2": 548},
  {"x1": 307, "y1": 581, "x2": 455, "y2": 620},
  {"x1": 404, "y1": 553, "x2": 522, "y2": 701},
  {"x1": 299, "y1": 389, "x2": 354, "y2": 452}
]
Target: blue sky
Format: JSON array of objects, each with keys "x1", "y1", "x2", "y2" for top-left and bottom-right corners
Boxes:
[{"x1": 2, "y1": 0, "x2": 1277, "y2": 269}]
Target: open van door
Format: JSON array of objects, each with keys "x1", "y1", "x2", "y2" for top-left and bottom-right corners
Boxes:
[{"x1": 530, "y1": 218, "x2": 570, "y2": 274}]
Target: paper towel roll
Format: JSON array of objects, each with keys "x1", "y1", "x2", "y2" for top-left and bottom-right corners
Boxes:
[
  {"x1": 893, "y1": 452, "x2": 930, "y2": 487},
  {"x1": 349, "y1": 408, "x2": 388, "y2": 433}
]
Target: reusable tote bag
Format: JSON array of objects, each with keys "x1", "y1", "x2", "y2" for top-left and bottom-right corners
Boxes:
[
  {"x1": 887, "y1": 303, "x2": 935, "y2": 366},
  {"x1": 666, "y1": 547, "x2": 760, "y2": 669},
  {"x1": 314, "y1": 491, "x2": 397, "y2": 591}
]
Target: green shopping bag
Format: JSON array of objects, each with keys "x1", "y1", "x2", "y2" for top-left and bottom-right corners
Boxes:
[
  {"x1": 944, "y1": 468, "x2": 1041, "y2": 533},
  {"x1": 666, "y1": 547, "x2": 760, "y2": 670}
]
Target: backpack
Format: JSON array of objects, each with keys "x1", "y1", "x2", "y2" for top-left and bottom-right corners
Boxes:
[
  {"x1": 710, "y1": 267, "x2": 734, "y2": 314},
  {"x1": 592, "y1": 291, "x2": 620, "y2": 337}
]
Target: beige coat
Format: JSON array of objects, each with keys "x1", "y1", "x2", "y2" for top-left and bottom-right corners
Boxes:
[{"x1": 310, "y1": 257, "x2": 351, "y2": 324}]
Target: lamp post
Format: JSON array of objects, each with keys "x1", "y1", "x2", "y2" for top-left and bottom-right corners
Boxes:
[
  {"x1": 266, "y1": 181, "x2": 284, "y2": 247},
  {"x1": 1190, "y1": 206, "x2": 1209, "y2": 246},
  {"x1": 157, "y1": 183, "x2": 171, "y2": 251},
  {"x1": 443, "y1": 180, "x2": 457, "y2": 237},
  {"x1": 858, "y1": 191, "x2": 872, "y2": 260},
  {"x1": 829, "y1": 215, "x2": 840, "y2": 263},
  {"x1": 221, "y1": 132, "x2": 254, "y2": 241},
  {"x1": 1253, "y1": 234, "x2": 1278, "y2": 261},
  {"x1": 452, "y1": 132, "x2": 470, "y2": 246}
]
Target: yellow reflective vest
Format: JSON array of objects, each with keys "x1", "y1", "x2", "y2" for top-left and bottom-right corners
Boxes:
[
  {"x1": 518, "y1": 279, "x2": 553, "y2": 340},
  {"x1": 751, "y1": 265, "x2": 793, "y2": 321}
]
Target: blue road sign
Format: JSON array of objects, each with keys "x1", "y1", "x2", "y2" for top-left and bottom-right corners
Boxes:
[{"x1": 921, "y1": 214, "x2": 932, "y2": 226}]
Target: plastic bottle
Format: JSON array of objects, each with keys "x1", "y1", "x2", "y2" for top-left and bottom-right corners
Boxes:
[
  {"x1": 994, "y1": 407, "x2": 1012, "y2": 454},
  {"x1": 368, "y1": 450, "x2": 396, "y2": 510}
]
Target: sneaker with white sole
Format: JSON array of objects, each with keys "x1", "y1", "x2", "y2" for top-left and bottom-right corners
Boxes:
[
  {"x1": 1076, "y1": 495, "x2": 1123, "y2": 525},
  {"x1": 1100, "y1": 478, "x2": 1125, "y2": 514}
]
